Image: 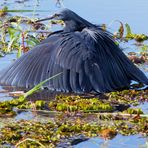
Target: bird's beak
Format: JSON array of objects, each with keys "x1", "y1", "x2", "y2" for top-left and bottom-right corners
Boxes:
[{"x1": 36, "y1": 14, "x2": 56, "y2": 22}]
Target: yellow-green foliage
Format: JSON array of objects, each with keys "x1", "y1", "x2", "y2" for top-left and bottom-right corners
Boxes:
[{"x1": 49, "y1": 95, "x2": 113, "y2": 112}]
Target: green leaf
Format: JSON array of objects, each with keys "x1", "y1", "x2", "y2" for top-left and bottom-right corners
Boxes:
[
  {"x1": 22, "y1": 73, "x2": 62, "y2": 99},
  {"x1": 8, "y1": 27, "x2": 18, "y2": 39},
  {"x1": 7, "y1": 36, "x2": 18, "y2": 52},
  {"x1": 26, "y1": 35, "x2": 40, "y2": 47},
  {"x1": 125, "y1": 23, "x2": 132, "y2": 36}
]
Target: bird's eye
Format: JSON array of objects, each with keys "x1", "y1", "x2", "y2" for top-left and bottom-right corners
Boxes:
[{"x1": 54, "y1": 14, "x2": 60, "y2": 17}]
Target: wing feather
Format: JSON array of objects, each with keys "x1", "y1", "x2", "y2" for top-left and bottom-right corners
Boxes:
[{"x1": 0, "y1": 27, "x2": 147, "y2": 93}]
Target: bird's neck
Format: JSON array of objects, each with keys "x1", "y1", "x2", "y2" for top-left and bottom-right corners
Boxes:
[{"x1": 64, "y1": 19, "x2": 94, "y2": 32}]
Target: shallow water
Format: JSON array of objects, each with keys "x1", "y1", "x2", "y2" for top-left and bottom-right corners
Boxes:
[
  {"x1": 0, "y1": 0, "x2": 148, "y2": 147},
  {"x1": 75, "y1": 135, "x2": 148, "y2": 148}
]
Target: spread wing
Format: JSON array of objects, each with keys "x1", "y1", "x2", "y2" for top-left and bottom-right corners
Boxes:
[
  {"x1": 0, "y1": 30, "x2": 105, "y2": 92},
  {"x1": 0, "y1": 28, "x2": 148, "y2": 93},
  {"x1": 0, "y1": 32, "x2": 63, "y2": 89},
  {"x1": 83, "y1": 27, "x2": 148, "y2": 89},
  {"x1": 52, "y1": 28, "x2": 148, "y2": 92}
]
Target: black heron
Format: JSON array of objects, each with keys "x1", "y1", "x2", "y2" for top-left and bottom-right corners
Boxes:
[{"x1": 0, "y1": 9, "x2": 148, "y2": 93}]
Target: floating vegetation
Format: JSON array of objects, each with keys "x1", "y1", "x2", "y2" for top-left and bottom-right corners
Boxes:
[
  {"x1": 49, "y1": 95, "x2": 114, "y2": 112},
  {"x1": 0, "y1": 97, "x2": 25, "y2": 117},
  {"x1": 0, "y1": 114, "x2": 147, "y2": 147},
  {"x1": 17, "y1": 100, "x2": 46, "y2": 110},
  {"x1": 0, "y1": 106, "x2": 16, "y2": 117},
  {"x1": 107, "y1": 89, "x2": 148, "y2": 106},
  {"x1": 0, "y1": 89, "x2": 147, "y2": 118}
]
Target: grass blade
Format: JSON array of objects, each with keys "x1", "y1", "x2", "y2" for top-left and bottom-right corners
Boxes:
[{"x1": 23, "y1": 72, "x2": 62, "y2": 98}]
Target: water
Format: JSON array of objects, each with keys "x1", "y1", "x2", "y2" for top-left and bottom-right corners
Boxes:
[
  {"x1": 75, "y1": 135, "x2": 148, "y2": 148},
  {"x1": 0, "y1": 0, "x2": 148, "y2": 147},
  {"x1": 1, "y1": 0, "x2": 148, "y2": 33}
]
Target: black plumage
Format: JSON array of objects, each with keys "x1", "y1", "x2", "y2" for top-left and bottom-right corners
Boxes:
[{"x1": 0, "y1": 9, "x2": 148, "y2": 93}]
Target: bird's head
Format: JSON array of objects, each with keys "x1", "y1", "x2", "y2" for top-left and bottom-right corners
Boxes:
[
  {"x1": 36, "y1": 9, "x2": 75, "y2": 22},
  {"x1": 36, "y1": 9, "x2": 94, "y2": 31}
]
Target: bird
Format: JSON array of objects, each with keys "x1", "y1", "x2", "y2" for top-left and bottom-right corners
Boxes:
[{"x1": 0, "y1": 8, "x2": 148, "y2": 94}]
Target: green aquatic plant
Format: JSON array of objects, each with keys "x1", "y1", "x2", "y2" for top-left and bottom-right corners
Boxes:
[
  {"x1": 0, "y1": 89, "x2": 147, "y2": 117},
  {"x1": 107, "y1": 89, "x2": 148, "y2": 105},
  {"x1": 140, "y1": 44, "x2": 148, "y2": 55},
  {"x1": 125, "y1": 23, "x2": 148, "y2": 42},
  {"x1": 0, "y1": 6, "x2": 67, "y2": 56},
  {"x1": 21, "y1": 73, "x2": 62, "y2": 99},
  {"x1": 17, "y1": 100, "x2": 46, "y2": 110},
  {"x1": 0, "y1": 88, "x2": 147, "y2": 147},
  {"x1": 0, "y1": 6, "x2": 48, "y2": 14},
  {"x1": 0, "y1": 7, "x2": 49, "y2": 55},
  {"x1": 0, "y1": 116, "x2": 147, "y2": 147},
  {"x1": 7, "y1": 22, "x2": 22, "y2": 56},
  {"x1": 0, "y1": 6, "x2": 8, "y2": 17},
  {"x1": 0, "y1": 73, "x2": 62, "y2": 116},
  {"x1": 113, "y1": 22, "x2": 148, "y2": 43},
  {"x1": 49, "y1": 95, "x2": 114, "y2": 112},
  {"x1": 0, "y1": 97, "x2": 25, "y2": 117},
  {"x1": 123, "y1": 108, "x2": 143, "y2": 114}
]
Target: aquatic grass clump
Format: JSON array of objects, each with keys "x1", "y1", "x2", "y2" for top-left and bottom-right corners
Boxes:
[
  {"x1": 17, "y1": 100, "x2": 46, "y2": 110},
  {"x1": 0, "y1": 7, "x2": 48, "y2": 55},
  {"x1": 125, "y1": 23, "x2": 148, "y2": 42},
  {"x1": 0, "y1": 97, "x2": 25, "y2": 117},
  {"x1": 0, "y1": 6, "x2": 66, "y2": 56},
  {"x1": 0, "y1": 96, "x2": 47, "y2": 117},
  {"x1": 113, "y1": 22, "x2": 148, "y2": 42},
  {"x1": 49, "y1": 95, "x2": 114, "y2": 112}
]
